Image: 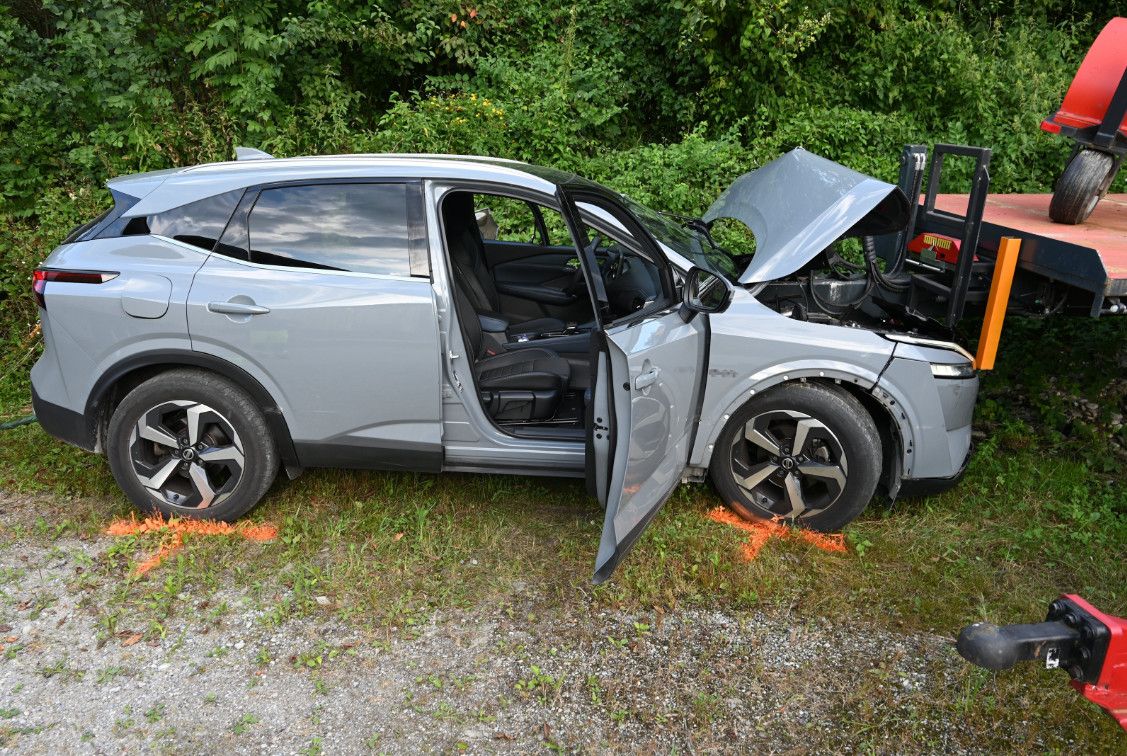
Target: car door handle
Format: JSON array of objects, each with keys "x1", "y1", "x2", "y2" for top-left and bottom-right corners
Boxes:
[
  {"x1": 634, "y1": 367, "x2": 660, "y2": 390},
  {"x1": 207, "y1": 301, "x2": 270, "y2": 315}
]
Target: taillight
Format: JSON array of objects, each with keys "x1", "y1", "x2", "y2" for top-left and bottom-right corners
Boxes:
[{"x1": 33, "y1": 269, "x2": 118, "y2": 309}]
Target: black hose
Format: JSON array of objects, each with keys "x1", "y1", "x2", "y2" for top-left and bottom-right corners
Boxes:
[{"x1": 862, "y1": 236, "x2": 910, "y2": 292}]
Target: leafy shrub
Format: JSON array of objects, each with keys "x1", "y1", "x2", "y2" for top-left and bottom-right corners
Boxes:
[
  {"x1": 1, "y1": 0, "x2": 1123, "y2": 415},
  {"x1": 578, "y1": 125, "x2": 753, "y2": 214}
]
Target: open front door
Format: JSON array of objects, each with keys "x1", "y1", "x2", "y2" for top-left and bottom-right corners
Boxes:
[
  {"x1": 555, "y1": 183, "x2": 710, "y2": 584},
  {"x1": 590, "y1": 313, "x2": 707, "y2": 582}
]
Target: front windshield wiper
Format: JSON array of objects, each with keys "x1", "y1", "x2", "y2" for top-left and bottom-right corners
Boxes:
[
  {"x1": 660, "y1": 210, "x2": 707, "y2": 233},
  {"x1": 660, "y1": 211, "x2": 724, "y2": 254}
]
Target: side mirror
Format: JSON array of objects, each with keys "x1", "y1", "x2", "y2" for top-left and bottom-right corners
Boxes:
[{"x1": 681, "y1": 266, "x2": 732, "y2": 321}]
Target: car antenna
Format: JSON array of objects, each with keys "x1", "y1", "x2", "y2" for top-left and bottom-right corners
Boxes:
[{"x1": 235, "y1": 146, "x2": 274, "y2": 161}]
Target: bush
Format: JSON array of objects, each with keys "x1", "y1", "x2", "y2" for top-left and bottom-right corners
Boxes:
[{"x1": 2, "y1": 0, "x2": 1123, "y2": 406}]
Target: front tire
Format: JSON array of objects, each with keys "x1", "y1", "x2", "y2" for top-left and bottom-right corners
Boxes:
[
  {"x1": 708, "y1": 382, "x2": 881, "y2": 532},
  {"x1": 106, "y1": 369, "x2": 278, "y2": 521},
  {"x1": 1049, "y1": 149, "x2": 1116, "y2": 225}
]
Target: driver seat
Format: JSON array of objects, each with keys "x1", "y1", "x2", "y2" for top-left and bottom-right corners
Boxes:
[{"x1": 443, "y1": 192, "x2": 568, "y2": 337}]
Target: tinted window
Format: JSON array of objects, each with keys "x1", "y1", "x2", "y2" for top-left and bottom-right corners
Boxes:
[
  {"x1": 118, "y1": 189, "x2": 243, "y2": 251},
  {"x1": 246, "y1": 183, "x2": 411, "y2": 275}
]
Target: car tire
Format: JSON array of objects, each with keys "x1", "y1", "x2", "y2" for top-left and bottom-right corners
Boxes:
[
  {"x1": 106, "y1": 369, "x2": 278, "y2": 521},
  {"x1": 708, "y1": 382, "x2": 881, "y2": 532},
  {"x1": 1049, "y1": 150, "x2": 1116, "y2": 225}
]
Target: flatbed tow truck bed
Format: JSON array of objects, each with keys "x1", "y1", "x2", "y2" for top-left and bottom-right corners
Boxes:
[{"x1": 930, "y1": 193, "x2": 1127, "y2": 315}]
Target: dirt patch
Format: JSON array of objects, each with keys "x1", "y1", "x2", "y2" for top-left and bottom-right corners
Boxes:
[
  {"x1": 0, "y1": 488, "x2": 1106, "y2": 752},
  {"x1": 0, "y1": 526, "x2": 996, "y2": 753}
]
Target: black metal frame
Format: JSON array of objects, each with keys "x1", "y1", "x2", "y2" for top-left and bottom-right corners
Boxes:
[
  {"x1": 957, "y1": 596, "x2": 1111, "y2": 685},
  {"x1": 916, "y1": 145, "x2": 993, "y2": 325},
  {"x1": 882, "y1": 144, "x2": 928, "y2": 276},
  {"x1": 1048, "y1": 67, "x2": 1127, "y2": 157},
  {"x1": 875, "y1": 144, "x2": 994, "y2": 330}
]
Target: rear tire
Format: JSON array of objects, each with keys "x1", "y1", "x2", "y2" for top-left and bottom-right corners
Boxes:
[
  {"x1": 708, "y1": 382, "x2": 881, "y2": 532},
  {"x1": 1049, "y1": 150, "x2": 1116, "y2": 225},
  {"x1": 106, "y1": 369, "x2": 278, "y2": 521}
]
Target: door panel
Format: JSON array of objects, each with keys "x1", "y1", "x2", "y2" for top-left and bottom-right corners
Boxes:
[
  {"x1": 187, "y1": 255, "x2": 442, "y2": 470},
  {"x1": 484, "y1": 240, "x2": 591, "y2": 321},
  {"x1": 482, "y1": 240, "x2": 577, "y2": 270},
  {"x1": 592, "y1": 308, "x2": 707, "y2": 583},
  {"x1": 486, "y1": 241, "x2": 606, "y2": 323}
]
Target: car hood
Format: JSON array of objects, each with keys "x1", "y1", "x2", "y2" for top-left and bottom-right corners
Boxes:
[{"x1": 703, "y1": 148, "x2": 910, "y2": 284}]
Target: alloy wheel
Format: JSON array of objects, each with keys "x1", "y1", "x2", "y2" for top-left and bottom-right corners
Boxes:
[
  {"x1": 729, "y1": 409, "x2": 849, "y2": 520},
  {"x1": 128, "y1": 400, "x2": 245, "y2": 510}
]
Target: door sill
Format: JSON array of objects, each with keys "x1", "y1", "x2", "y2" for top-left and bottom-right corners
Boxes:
[{"x1": 502, "y1": 425, "x2": 585, "y2": 441}]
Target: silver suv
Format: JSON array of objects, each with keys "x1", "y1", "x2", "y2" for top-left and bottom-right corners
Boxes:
[{"x1": 31, "y1": 150, "x2": 977, "y2": 581}]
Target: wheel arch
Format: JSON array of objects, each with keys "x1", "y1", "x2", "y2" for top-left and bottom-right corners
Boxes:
[
  {"x1": 692, "y1": 367, "x2": 917, "y2": 494},
  {"x1": 85, "y1": 350, "x2": 301, "y2": 473},
  {"x1": 834, "y1": 380, "x2": 908, "y2": 498}
]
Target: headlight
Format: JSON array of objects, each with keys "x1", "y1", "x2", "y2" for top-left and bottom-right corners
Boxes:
[{"x1": 930, "y1": 361, "x2": 976, "y2": 379}]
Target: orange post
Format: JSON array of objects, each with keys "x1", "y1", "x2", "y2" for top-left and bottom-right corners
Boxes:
[{"x1": 974, "y1": 236, "x2": 1022, "y2": 370}]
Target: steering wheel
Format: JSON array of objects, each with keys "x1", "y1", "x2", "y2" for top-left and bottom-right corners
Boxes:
[
  {"x1": 606, "y1": 246, "x2": 625, "y2": 279},
  {"x1": 586, "y1": 232, "x2": 603, "y2": 256}
]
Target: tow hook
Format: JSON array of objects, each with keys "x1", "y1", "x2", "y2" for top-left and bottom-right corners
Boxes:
[{"x1": 957, "y1": 595, "x2": 1127, "y2": 731}]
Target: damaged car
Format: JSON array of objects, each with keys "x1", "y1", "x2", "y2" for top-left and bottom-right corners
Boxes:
[{"x1": 30, "y1": 148, "x2": 977, "y2": 581}]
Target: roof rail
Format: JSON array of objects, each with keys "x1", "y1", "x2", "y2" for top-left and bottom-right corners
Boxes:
[{"x1": 235, "y1": 146, "x2": 274, "y2": 161}]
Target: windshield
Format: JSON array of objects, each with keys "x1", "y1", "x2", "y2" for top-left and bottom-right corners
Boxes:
[{"x1": 621, "y1": 196, "x2": 741, "y2": 283}]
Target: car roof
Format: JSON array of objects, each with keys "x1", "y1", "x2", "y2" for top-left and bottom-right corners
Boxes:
[{"x1": 110, "y1": 154, "x2": 590, "y2": 217}]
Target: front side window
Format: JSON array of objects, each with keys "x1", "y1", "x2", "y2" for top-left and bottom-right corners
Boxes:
[
  {"x1": 571, "y1": 194, "x2": 672, "y2": 323},
  {"x1": 246, "y1": 183, "x2": 412, "y2": 275}
]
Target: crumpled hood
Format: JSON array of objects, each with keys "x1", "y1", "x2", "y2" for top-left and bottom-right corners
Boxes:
[{"x1": 704, "y1": 148, "x2": 909, "y2": 284}]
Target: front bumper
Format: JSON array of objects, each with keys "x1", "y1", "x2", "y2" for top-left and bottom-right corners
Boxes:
[
  {"x1": 897, "y1": 442, "x2": 972, "y2": 498},
  {"x1": 877, "y1": 352, "x2": 978, "y2": 483}
]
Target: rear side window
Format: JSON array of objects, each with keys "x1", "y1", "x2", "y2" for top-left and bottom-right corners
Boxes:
[
  {"x1": 244, "y1": 183, "x2": 412, "y2": 276},
  {"x1": 63, "y1": 206, "x2": 113, "y2": 244},
  {"x1": 111, "y1": 189, "x2": 243, "y2": 251}
]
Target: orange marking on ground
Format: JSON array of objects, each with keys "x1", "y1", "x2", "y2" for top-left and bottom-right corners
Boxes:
[
  {"x1": 706, "y1": 506, "x2": 847, "y2": 560},
  {"x1": 105, "y1": 515, "x2": 278, "y2": 576}
]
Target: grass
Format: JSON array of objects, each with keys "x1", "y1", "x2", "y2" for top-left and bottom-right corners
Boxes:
[{"x1": 0, "y1": 317, "x2": 1123, "y2": 748}]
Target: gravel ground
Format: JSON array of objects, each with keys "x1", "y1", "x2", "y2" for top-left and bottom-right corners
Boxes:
[{"x1": 0, "y1": 525, "x2": 984, "y2": 755}]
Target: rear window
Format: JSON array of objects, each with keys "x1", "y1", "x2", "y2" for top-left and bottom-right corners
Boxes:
[{"x1": 241, "y1": 183, "x2": 412, "y2": 276}]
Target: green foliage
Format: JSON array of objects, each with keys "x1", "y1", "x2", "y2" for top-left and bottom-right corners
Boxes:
[
  {"x1": 0, "y1": 0, "x2": 1110, "y2": 206},
  {"x1": 0, "y1": 0, "x2": 1122, "y2": 432},
  {"x1": 676, "y1": 0, "x2": 834, "y2": 123}
]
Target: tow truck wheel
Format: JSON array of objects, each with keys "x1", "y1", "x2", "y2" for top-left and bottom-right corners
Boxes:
[
  {"x1": 709, "y1": 382, "x2": 881, "y2": 533},
  {"x1": 1049, "y1": 149, "x2": 1116, "y2": 225}
]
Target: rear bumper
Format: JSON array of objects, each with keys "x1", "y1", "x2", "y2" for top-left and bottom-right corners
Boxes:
[{"x1": 31, "y1": 383, "x2": 94, "y2": 451}]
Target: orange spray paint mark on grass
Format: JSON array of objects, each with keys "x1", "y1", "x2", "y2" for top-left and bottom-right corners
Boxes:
[
  {"x1": 105, "y1": 515, "x2": 278, "y2": 576},
  {"x1": 706, "y1": 506, "x2": 847, "y2": 561}
]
